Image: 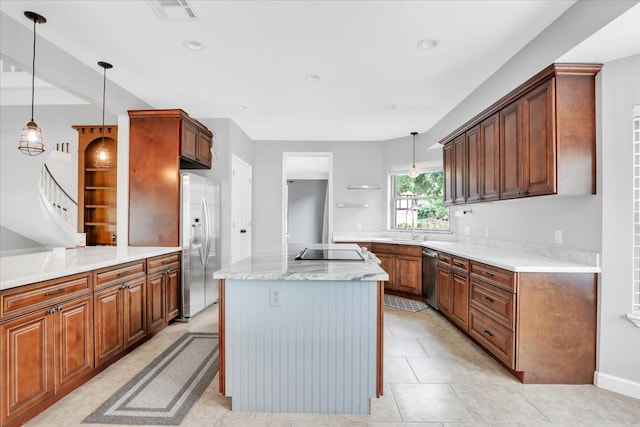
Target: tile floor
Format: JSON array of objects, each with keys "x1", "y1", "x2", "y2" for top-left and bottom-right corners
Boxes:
[{"x1": 25, "y1": 304, "x2": 640, "y2": 427}]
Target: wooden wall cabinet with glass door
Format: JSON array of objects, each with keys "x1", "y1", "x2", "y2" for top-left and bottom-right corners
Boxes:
[{"x1": 74, "y1": 125, "x2": 117, "y2": 246}]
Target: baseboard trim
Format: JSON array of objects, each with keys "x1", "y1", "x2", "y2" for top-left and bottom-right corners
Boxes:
[{"x1": 594, "y1": 371, "x2": 640, "y2": 399}]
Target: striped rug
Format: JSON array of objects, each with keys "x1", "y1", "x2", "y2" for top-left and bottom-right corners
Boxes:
[{"x1": 84, "y1": 332, "x2": 218, "y2": 425}]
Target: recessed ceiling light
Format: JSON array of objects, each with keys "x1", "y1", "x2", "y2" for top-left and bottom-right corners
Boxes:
[
  {"x1": 183, "y1": 40, "x2": 204, "y2": 51},
  {"x1": 417, "y1": 38, "x2": 438, "y2": 50},
  {"x1": 304, "y1": 74, "x2": 321, "y2": 83},
  {"x1": 235, "y1": 105, "x2": 248, "y2": 110}
]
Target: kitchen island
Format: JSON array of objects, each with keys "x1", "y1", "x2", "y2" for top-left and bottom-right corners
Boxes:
[{"x1": 213, "y1": 244, "x2": 388, "y2": 414}]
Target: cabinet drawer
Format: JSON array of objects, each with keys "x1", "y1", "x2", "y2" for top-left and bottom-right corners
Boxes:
[
  {"x1": 451, "y1": 256, "x2": 469, "y2": 272},
  {"x1": 438, "y1": 252, "x2": 452, "y2": 266},
  {"x1": 372, "y1": 243, "x2": 395, "y2": 254},
  {"x1": 470, "y1": 262, "x2": 515, "y2": 292},
  {"x1": 469, "y1": 308, "x2": 515, "y2": 368},
  {"x1": 147, "y1": 253, "x2": 180, "y2": 275},
  {"x1": 396, "y1": 245, "x2": 423, "y2": 257},
  {"x1": 470, "y1": 279, "x2": 515, "y2": 330},
  {"x1": 95, "y1": 261, "x2": 146, "y2": 290},
  {"x1": 1, "y1": 273, "x2": 91, "y2": 319}
]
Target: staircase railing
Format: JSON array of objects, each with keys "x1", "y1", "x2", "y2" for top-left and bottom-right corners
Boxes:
[{"x1": 40, "y1": 164, "x2": 77, "y2": 231}]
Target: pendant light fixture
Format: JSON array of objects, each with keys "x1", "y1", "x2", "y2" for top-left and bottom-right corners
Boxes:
[
  {"x1": 18, "y1": 11, "x2": 46, "y2": 156},
  {"x1": 408, "y1": 131, "x2": 419, "y2": 178},
  {"x1": 95, "y1": 61, "x2": 113, "y2": 168}
]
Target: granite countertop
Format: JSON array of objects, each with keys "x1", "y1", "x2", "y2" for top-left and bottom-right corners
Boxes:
[
  {"x1": 213, "y1": 243, "x2": 389, "y2": 281},
  {"x1": 333, "y1": 235, "x2": 600, "y2": 273},
  {"x1": 0, "y1": 246, "x2": 181, "y2": 290}
]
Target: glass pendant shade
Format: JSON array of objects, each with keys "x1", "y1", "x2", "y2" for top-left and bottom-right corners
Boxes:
[
  {"x1": 19, "y1": 11, "x2": 46, "y2": 156},
  {"x1": 94, "y1": 142, "x2": 111, "y2": 168},
  {"x1": 408, "y1": 131, "x2": 419, "y2": 178},
  {"x1": 18, "y1": 120, "x2": 45, "y2": 155}
]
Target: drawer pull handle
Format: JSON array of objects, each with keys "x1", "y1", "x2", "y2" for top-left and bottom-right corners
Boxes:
[
  {"x1": 482, "y1": 330, "x2": 494, "y2": 337},
  {"x1": 117, "y1": 272, "x2": 128, "y2": 277},
  {"x1": 482, "y1": 271, "x2": 494, "y2": 277},
  {"x1": 481, "y1": 296, "x2": 494, "y2": 303},
  {"x1": 454, "y1": 262, "x2": 465, "y2": 267},
  {"x1": 45, "y1": 288, "x2": 65, "y2": 296},
  {"x1": 162, "y1": 260, "x2": 172, "y2": 265}
]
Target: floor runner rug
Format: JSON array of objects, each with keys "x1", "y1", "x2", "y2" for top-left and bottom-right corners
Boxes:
[
  {"x1": 384, "y1": 295, "x2": 429, "y2": 312},
  {"x1": 84, "y1": 332, "x2": 218, "y2": 425}
]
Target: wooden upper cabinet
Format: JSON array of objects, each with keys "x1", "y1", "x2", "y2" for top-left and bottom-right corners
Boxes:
[
  {"x1": 453, "y1": 134, "x2": 466, "y2": 204},
  {"x1": 480, "y1": 114, "x2": 500, "y2": 202},
  {"x1": 128, "y1": 109, "x2": 213, "y2": 246},
  {"x1": 522, "y1": 79, "x2": 556, "y2": 196},
  {"x1": 443, "y1": 143, "x2": 455, "y2": 206},
  {"x1": 499, "y1": 99, "x2": 525, "y2": 199},
  {"x1": 466, "y1": 125, "x2": 481, "y2": 203},
  {"x1": 440, "y1": 63, "x2": 600, "y2": 205}
]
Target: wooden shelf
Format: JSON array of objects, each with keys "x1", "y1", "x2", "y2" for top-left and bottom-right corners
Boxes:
[
  {"x1": 75, "y1": 124, "x2": 118, "y2": 247},
  {"x1": 85, "y1": 186, "x2": 116, "y2": 191}
]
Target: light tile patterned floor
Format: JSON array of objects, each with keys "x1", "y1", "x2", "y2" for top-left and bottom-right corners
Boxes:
[{"x1": 24, "y1": 304, "x2": 640, "y2": 426}]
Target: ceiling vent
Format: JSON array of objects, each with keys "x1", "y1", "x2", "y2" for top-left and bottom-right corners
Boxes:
[{"x1": 147, "y1": 0, "x2": 199, "y2": 21}]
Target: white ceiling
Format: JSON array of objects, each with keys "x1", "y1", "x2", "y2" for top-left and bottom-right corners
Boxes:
[{"x1": 1, "y1": 1, "x2": 638, "y2": 142}]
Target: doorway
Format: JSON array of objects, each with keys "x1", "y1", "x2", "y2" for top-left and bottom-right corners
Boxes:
[
  {"x1": 282, "y1": 152, "x2": 333, "y2": 246},
  {"x1": 231, "y1": 154, "x2": 252, "y2": 263}
]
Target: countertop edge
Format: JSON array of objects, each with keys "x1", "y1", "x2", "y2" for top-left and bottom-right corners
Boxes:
[
  {"x1": 334, "y1": 237, "x2": 601, "y2": 273},
  {"x1": 1, "y1": 247, "x2": 182, "y2": 290}
]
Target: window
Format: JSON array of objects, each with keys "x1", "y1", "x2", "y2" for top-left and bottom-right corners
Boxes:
[
  {"x1": 391, "y1": 171, "x2": 449, "y2": 230},
  {"x1": 633, "y1": 105, "x2": 640, "y2": 316}
]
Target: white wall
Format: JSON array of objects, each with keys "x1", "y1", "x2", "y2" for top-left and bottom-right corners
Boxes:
[
  {"x1": 252, "y1": 140, "x2": 386, "y2": 254},
  {"x1": 196, "y1": 118, "x2": 253, "y2": 268},
  {"x1": 597, "y1": 54, "x2": 640, "y2": 397}
]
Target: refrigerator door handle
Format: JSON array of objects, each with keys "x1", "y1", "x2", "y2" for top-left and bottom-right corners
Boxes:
[{"x1": 201, "y1": 196, "x2": 211, "y2": 265}]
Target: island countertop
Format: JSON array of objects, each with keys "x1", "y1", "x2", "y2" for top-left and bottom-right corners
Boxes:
[
  {"x1": 0, "y1": 246, "x2": 181, "y2": 290},
  {"x1": 213, "y1": 243, "x2": 389, "y2": 281}
]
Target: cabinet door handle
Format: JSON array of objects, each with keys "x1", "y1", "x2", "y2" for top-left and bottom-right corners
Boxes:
[
  {"x1": 481, "y1": 296, "x2": 494, "y2": 303},
  {"x1": 482, "y1": 330, "x2": 494, "y2": 337},
  {"x1": 45, "y1": 288, "x2": 65, "y2": 296},
  {"x1": 49, "y1": 307, "x2": 57, "y2": 314},
  {"x1": 58, "y1": 305, "x2": 63, "y2": 311}
]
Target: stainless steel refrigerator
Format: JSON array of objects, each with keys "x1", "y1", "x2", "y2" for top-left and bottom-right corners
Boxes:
[{"x1": 178, "y1": 173, "x2": 220, "y2": 321}]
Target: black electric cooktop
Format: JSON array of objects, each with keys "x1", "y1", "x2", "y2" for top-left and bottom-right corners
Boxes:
[{"x1": 294, "y1": 248, "x2": 365, "y2": 261}]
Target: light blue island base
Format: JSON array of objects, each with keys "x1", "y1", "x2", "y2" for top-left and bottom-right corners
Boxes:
[{"x1": 221, "y1": 278, "x2": 382, "y2": 414}]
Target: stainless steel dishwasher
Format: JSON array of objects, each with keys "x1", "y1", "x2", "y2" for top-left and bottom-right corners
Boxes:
[{"x1": 422, "y1": 248, "x2": 438, "y2": 309}]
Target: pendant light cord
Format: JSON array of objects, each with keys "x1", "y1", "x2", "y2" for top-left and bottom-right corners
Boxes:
[
  {"x1": 412, "y1": 132, "x2": 416, "y2": 167},
  {"x1": 101, "y1": 66, "x2": 106, "y2": 142},
  {"x1": 30, "y1": 17, "x2": 36, "y2": 122}
]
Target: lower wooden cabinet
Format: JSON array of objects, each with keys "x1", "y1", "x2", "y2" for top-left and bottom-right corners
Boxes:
[
  {"x1": 437, "y1": 252, "x2": 469, "y2": 332},
  {"x1": 146, "y1": 253, "x2": 181, "y2": 334},
  {"x1": 1, "y1": 293, "x2": 93, "y2": 427},
  {"x1": 372, "y1": 243, "x2": 422, "y2": 297},
  {"x1": 94, "y1": 276, "x2": 147, "y2": 368},
  {"x1": 435, "y1": 251, "x2": 597, "y2": 384},
  {"x1": 0, "y1": 252, "x2": 182, "y2": 427}
]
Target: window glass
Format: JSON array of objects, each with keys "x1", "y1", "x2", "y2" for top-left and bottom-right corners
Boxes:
[{"x1": 391, "y1": 171, "x2": 449, "y2": 230}]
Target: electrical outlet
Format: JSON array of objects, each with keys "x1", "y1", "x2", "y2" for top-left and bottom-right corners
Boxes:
[
  {"x1": 555, "y1": 230, "x2": 563, "y2": 245},
  {"x1": 465, "y1": 226, "x2": 471, "y2": 235},
  {"x1": 484, "y1": 226, "x2": 490, "y2": 238},
  {"x1": 270, "y1": 287, "x2": 282, "y2": 307},
  {"x1": 356, "y1": 223, "x2": 362, "y2": 231}
]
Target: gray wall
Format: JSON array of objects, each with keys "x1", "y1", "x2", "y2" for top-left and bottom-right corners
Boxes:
[
  {"x1": 287, "y1": 179, "x2": 327, "y2": 244},
  {"x1": 598, "y1": 54, "x2": 640, "y2": 391},
  {"x1": 252, "y1": 140, "x2": 386, "y2": 254}
]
